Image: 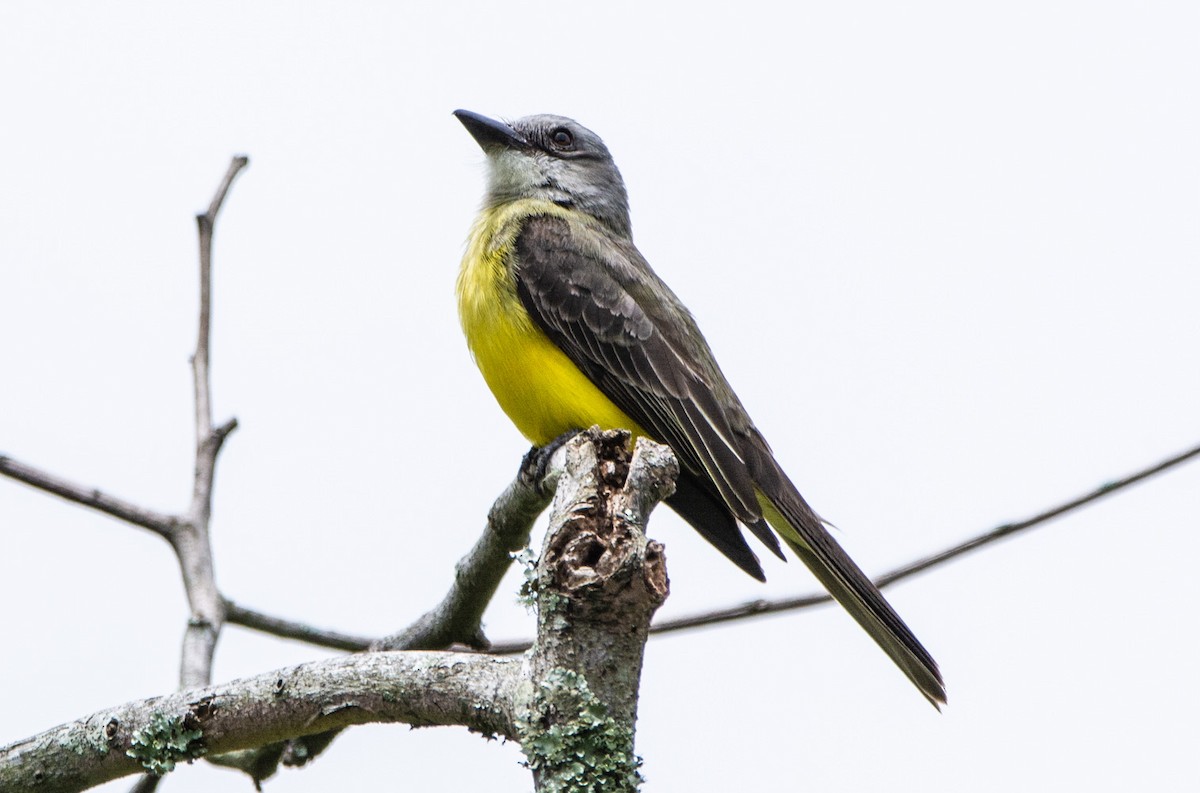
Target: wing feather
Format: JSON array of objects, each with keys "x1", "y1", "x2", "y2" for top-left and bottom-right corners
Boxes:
[
  {"x1": 513, "y1": 214, "x2": 765, "y2": 553},
  {"x1": 512, "y1": 212, "x2": 945, "y2": 705}
]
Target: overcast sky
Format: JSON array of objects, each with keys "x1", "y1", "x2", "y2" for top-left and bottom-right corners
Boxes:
[{"x1": 2, "y1": 2, "x2": 1198, "y2": 791}]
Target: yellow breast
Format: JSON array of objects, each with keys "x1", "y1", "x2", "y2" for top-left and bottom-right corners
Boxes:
[{"x1": 456, "y1": 201, "x2": 643, "y2": 446}]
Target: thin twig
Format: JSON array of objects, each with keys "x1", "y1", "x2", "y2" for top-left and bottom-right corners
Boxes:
[
  {"x1": 0, "y1": 156, "x2": 255, "y2": 783},
  {"x1": 174, "y1": 155, "x2": 248, "y2": 691},
  {"x1": 0, "y1": 432, "x2": 676, "y2": 793},
  {"x1": 488, "y1": 439, "x2": 1200, "y2": 652},
  {"x1": 0, "y1": 455, "x2": 176, "y2": 538},
  {"x1": 190, "y1": 156, "x2": 247, "y2": 527},
  {"x1": 0, "y1": 437, "x2": 555, "y2": 658},
  {"x1": 226, "y1": 442, "x2": 571, "y2": 781},
  {"x1": 225, "y1": 599, "x2": 374, "y2": 652},
  {"x1": 372, "y1": 441, "x2": 566, "y2": 651},
  {"x1": 871, "y1": 440, "x2": 1200, "y2": 586}
]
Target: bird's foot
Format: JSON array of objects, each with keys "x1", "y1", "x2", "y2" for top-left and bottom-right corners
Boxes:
[{"x1": 520, "y1": 429, "x2": 582, "y2": 493}]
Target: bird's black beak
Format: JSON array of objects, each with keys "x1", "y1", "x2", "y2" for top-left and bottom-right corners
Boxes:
[{"x1": 454, "y1": 109, "x2": 526, "y2": 151}]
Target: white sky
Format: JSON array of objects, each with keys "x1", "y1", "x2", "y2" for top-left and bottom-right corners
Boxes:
[{"x1": 1, "y1": 1, "x2": 1198, "y2": 791}]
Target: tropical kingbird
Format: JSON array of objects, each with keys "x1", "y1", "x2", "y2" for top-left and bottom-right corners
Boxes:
[{"x1": 453, "y1": 109, "x2": 945, "y2": 707}]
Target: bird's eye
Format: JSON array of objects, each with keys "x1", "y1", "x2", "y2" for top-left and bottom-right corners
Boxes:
[{"x1": 550, "y1": 128, "x2": 574, "y2": 149}]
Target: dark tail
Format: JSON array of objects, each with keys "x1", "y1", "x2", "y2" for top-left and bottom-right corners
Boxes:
[{"x1": 753, "y1": 452, "x2": 946, "y2": 707}]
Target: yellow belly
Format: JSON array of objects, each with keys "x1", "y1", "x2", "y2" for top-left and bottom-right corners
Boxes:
[{"x1": 457, "y1": 201, "x2": 645, "y2": 446}]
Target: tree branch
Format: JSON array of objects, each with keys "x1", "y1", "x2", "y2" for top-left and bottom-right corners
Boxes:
[
  {"x1": 520, "y1": 429, "x2": 674, "y2": 792},
  {"x1": 0, "y1": 158, "x2": 252, "y2": 789},
  {"x1": 175, "y1": 156, "x2": 248, "y2": 692},
  {"x1": 0, "y1": 225, "x2": 577, "y2": 783},
  {"x1": 373, "y1": 441, "x2": 567, "y2": 652},
  {"x1": 224, "y1": 600, "x2": 374, "y2": 652},
  {"x1": 0, "y1": 455, "x2": 176, "y2": 538},
  {"x1": 0, "y1": 157, "x2": 250, "y2": 697},
  {"x1": 488, "y1": 438, "x2": 1200, "y2": 651},
  {"x1": 208, "y1": 437, "x2": 1200, "y2": 658},
  {"x1": 0, "y1": 429, "x2": 678, "y2": 793},
  {"x1": 226, "y1": 440, "x2": 573, "y2": 780},
  {"x1": 7, "y1": 146, "x2": 1190, "y2": 787},
  {"x1": 220, "y1": 441, "x2": 570, "y2": 659},
  {"x1": 0, "y1": 651, "x2": 520, "y2": 793}
]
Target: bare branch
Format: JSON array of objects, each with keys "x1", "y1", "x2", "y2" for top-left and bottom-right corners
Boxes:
[
  {"x1": 174, "y1": 156, "x2": 248, "y2": 691},
  {"x1": 870, "y1": 439, "x2": 1200, "y2": 585},
  {"x1": 225, "y1": 600, "x2": 373, "y2": 652},
  {"x1": 220, "y1": 440, "x2": 569, "y2": 660},
  {"x1": 490, "y1": 439, "x2": 1200, "y2": 651},
  {"x1": 1, "y1": 417, "x2": 564, "y2": 669},
  {"x1": 212, "y1": 437, "x2": 1200, "y2": 659},
  {"x1": 229, "y1": 441, "x2": 571, "y2": 780},
  {"x1": 372, "y1": 440, "x2": 567, "y2": 651},
  {"x1": 191, "y1": 155, "x2": 248, "y2": 468},
  {"x1": 0, "y1": 430, "x2": 676, "y2": 793},
  {"x1": 0, "y1": 454, "x2": 176, "y2": 538},
  {"x1": 522, "y1": 430, "x2": 673, "y2": 792},
  {"x1": 0, "y1": 651, "x2": 520, "y2": 793},
  {"x1": 2, "y1": 158, "x2": 250, "y2": 695},
  {"x1": 202, "y1": 156, "x2": 250, "y2": 231},
  {"x1": 177, "y1": 438, "x2": 1200, "y2": 663}
]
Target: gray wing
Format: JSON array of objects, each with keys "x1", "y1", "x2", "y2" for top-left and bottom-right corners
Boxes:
[
  {"x1": 513, "y1": 214, "x2": 945, "y2": 704},
  {"x1": 513, "y1": 214, "x2": 784, "y2": 576}
]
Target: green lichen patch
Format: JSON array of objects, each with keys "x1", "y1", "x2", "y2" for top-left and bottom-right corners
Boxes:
[
  {"x1": 517, "y1": 669, "x2": 643, "y2": 793},
  {"x1": 513, "y1": 547, "x2": 540, "y2": 609},
  {"x1": 126, "y1": 711, "x2": 206, "y2": 775}
]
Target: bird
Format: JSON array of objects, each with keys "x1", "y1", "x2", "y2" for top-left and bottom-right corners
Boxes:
[{"x1": 453, "y1": 109, "x2": 945, "y2": 707}]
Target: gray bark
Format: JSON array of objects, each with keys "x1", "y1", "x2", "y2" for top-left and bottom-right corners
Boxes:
[
  {"x1": 519, "y1": 431, "x2": 674, "y2": 792},
  {"x1": 0, "y1": 429, "x2": 677, "y2": 793},
  {"x1": 0, "y1": 652, "x2": 518, "y2": 792}
]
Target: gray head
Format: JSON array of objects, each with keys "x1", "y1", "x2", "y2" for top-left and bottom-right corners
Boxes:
[{"x1": 454, "y1": 110, "x2": 632, "y2": 239}]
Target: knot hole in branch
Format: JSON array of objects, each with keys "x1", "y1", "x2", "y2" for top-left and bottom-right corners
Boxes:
[{"x1": 540, "y1": 428, "x2": 670, "y2": 601}]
